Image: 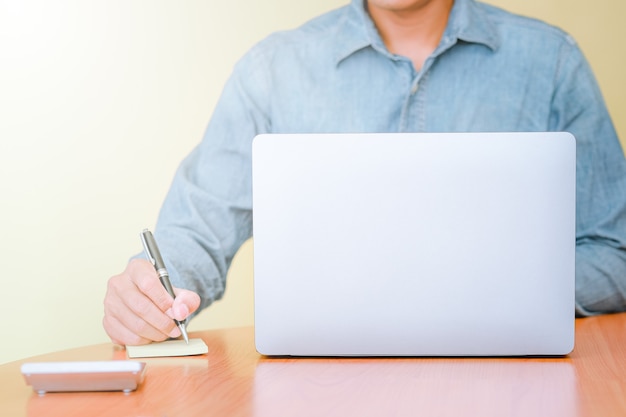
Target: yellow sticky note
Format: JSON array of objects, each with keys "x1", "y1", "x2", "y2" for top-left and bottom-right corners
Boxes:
[{"x1": 126, "y1": 338, "x2": 208, "y2": 358}]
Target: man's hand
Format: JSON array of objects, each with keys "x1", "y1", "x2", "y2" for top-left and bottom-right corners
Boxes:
[{"x1": 103, "y1": 259, "x2": 201, "y2": 346}]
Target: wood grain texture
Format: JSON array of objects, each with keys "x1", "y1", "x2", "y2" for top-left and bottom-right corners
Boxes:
[{"x1": 1, "y1": 314, "x2": 625, "y2": 417}]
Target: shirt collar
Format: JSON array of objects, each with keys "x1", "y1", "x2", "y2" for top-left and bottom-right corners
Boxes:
[
  {"x1": 333, "y1": 0, "x2": 500, "y2": 65},
  {"x1": 446, "y1": 0, "x2": 499, "y2": 51},
  {"x1": 332, "y1": 0, "x2": 375, "y2": 64}
]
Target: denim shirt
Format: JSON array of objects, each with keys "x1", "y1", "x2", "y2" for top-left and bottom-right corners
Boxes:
[{"x1": 154, "y1": 0, "x2": 626, "y2": 316}]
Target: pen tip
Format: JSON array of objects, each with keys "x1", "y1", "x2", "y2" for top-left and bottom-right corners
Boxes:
[{"x1": 180, "y1": 324, "x2": 189, "y2": 344}]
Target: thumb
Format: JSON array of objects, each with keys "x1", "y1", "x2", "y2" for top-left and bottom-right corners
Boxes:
[{"x1": 168, "y1": 288, "x2": 201, "y2": 321}]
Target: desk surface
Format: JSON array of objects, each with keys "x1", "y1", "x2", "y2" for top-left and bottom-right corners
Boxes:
[{"x1": 2, "y1": 314, "x2": 626, "y2": 417}]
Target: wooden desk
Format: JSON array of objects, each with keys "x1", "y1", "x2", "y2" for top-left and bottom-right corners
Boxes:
[{"x1": 2, "y1": 313, "x2": 625, "y2": 417}]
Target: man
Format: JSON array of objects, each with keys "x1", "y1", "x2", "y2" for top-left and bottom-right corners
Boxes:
[{"x1": 103, "y1": 0, "x2": 626, "y2": 345}]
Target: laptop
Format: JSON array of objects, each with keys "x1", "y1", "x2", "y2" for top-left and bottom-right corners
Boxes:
[{"x1": 252, "y1": 132, "x2": 576, "y2": 356}]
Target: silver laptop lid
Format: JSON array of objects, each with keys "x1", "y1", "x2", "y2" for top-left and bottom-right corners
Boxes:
[{"x1": 252, "y1": 132, "x2": 576, "y2": 356}]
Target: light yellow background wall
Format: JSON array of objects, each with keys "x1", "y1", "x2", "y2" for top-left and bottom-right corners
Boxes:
[{"x1": 0, "y1": 0, "x2": 624, "y2": 364}]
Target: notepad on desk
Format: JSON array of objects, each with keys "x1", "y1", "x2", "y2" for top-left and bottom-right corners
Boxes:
[{"x1": 126, "y1": 338, "x2": 208, "y2": 358}]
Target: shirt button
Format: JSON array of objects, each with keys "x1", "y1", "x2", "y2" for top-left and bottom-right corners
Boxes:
[{"x1": 411, "y1": 82, "x2": 419, "y2": 94}]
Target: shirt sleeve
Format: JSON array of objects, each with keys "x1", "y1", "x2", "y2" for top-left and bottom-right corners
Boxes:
[
  {"x1": 549, "y1": 37, "x2": 626, "y2": 316},
  {"x1": 152, "y1": 45, "x2": 272, "y2": 313}
]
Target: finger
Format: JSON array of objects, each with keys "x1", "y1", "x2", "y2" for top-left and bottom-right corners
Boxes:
[
  {"x1": 118, "y1": 279, "x2": 181, "y2": 339},
  {"x1": 102, "y1": 314, "x2": 154, "y2": 346},
  {"x1": 127, "y1": 259, "x2": 176, "y2": 312},
  {"x1": 114, "y1": 288, "x2": 178, "y2": 342},
  {"x1": 103, "y1": 272, "x2": 157, "y2": 344},
  {"x1": 123, "y1": 259, "x2": 185, "y2": 333},
  {"x1": 104, "y1": 264, "x2": 179, "y2": 343}
]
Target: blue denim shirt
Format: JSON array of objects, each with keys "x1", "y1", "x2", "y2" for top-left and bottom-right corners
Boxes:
[{"x1": 154, "y1": 0, "x2": 626, "y2": 316}]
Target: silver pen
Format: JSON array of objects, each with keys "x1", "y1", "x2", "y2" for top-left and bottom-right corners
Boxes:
[{"x1": 140, "y1": 229, "x2": 189, "y2": 344}]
